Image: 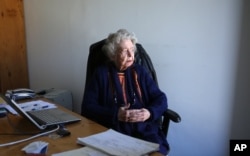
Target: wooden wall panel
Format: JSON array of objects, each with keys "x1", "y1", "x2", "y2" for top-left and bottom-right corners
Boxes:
[{"x1": 0, "y1": 0, "x2": 29, "y2": 93}]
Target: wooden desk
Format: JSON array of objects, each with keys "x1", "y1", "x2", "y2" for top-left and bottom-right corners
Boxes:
[{"x1": 0, "y1": 100, "x2": 162, "y2": 156}]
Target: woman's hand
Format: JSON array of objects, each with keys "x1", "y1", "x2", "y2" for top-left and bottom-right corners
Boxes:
[{"x1": 118, "y1": 104, "x2": 151, "y2": 122}]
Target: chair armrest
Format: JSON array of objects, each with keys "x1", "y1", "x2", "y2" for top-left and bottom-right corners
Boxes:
[
  {"x1": 164, "y1": 109, "x2": 181, "y2": 123},
  {"x1": 161, "y1": 108, "x2": 181, "y2": 137}
]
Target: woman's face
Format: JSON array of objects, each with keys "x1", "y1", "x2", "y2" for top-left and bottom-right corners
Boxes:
[{"x1": 113, "y1": 39, "x2": 135, "y2": 71}]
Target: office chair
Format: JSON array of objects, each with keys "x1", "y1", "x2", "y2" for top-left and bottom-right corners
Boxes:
[{"x1": 82, "y1": 39, "x2": 181, "y2": 153}]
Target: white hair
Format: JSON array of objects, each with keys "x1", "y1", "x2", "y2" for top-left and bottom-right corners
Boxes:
[{"x1": 103, "y1": 29, "x2": 138, "y2": 59}]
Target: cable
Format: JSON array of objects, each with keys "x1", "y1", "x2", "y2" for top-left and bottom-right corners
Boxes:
[{"x1": 0, "y1": 125, "x2": 60, "y2": 147}]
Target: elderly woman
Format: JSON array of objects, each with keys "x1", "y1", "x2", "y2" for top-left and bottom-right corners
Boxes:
[{"x1": 82, "y1": 29, "x2": 169, "y2": 155}]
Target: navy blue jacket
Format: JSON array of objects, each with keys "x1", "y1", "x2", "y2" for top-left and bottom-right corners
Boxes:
[{"x1": 82, "y1": 63, "x2": 169, "y2": 155}]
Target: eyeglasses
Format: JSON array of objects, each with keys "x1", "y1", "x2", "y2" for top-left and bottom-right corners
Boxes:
[{"x1": 118, "y1": 47, "x2": 135, "y2": 56}]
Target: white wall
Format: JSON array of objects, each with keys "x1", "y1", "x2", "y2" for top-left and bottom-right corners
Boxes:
[{"x1": 23, "y1": 0, "x2": 249, "y2": 156}]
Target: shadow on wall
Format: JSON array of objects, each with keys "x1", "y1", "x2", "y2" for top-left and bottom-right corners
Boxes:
[{"x1": 230, "y1": 0, "x2": 250, "y2": 140}]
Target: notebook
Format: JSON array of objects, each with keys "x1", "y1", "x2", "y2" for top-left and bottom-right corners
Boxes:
[{"x1": 0, "y1": 94, "x2": 81, "y2": 130}]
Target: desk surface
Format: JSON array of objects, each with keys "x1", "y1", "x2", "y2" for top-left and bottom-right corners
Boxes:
[{"x1": 0, "y1": 99, "x2": 162, "y2": 156}]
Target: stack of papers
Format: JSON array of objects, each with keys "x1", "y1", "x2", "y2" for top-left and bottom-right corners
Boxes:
[
  {"x1": 52, "y1": 146, "x2": 109, "y2": 156},
  {"x1": 0, "y1": 99, "x2": 57, "y2": 115},
  {"x1": 77, "y1": 129, "x2": 159, "y2": 156},
  {"x1": 52, "y1": 129, "x2": 159, "y2": 156}
]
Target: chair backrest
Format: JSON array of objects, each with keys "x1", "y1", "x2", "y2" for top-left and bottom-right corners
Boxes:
[{"x1": 84, "y1": 39, "x2": 158, "y2": 92}]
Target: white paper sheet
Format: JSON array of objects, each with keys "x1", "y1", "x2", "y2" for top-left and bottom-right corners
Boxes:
[
  {"x1": 77, "y1": 129, "x2": 159, "y2": 156},
  {"x1": 18, "y1": 100, "x2": 57, "y2": 112},
  {"x1": 52, "y1": 147, "x2": 109, "y2": 156}
]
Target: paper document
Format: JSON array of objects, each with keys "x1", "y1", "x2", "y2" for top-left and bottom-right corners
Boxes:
[
  {"x1": 52, "y1": 146, "x2": 109, "y2": 156},
  {"x1": 18, "y1": 100, "x2": 57, "y2": 112},
  {"x1": 0, "y1": 104, "x2": 18, "y2": 115},
  {"x1": 0, "y1": 96, "x2": 18, "y2": 114},
  {"x1": 77, "y1": 129, "x2": 159, "y2": 156}
]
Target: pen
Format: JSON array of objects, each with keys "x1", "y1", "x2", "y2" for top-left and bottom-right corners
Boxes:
[
  {"x1": 21, "y1": 104, "x2": 38, "y2": 109},
  {"x1": 42, "y1": 105, "x2": 48, "y2": 109},
  {"x1": 31, "y1": 105, "x2": 48, "y2": 111}
]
